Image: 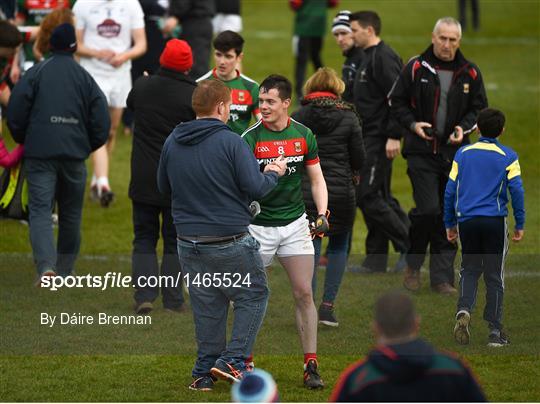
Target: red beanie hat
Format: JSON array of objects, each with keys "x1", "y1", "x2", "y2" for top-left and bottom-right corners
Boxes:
[{"x1": 159, "y1": 39, "x2": 193, "y2": 72}]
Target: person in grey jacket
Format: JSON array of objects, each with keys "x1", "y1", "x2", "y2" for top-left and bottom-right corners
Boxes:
[{"x1": 7, "y1": 23, "x2": 109, "y2": 284}]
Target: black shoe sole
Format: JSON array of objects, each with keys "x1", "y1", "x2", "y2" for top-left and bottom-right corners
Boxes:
[
  {"x1": 319, "y1": 320, "x2": 338, "y2": 327},
  {"x1": 210, "y1": 367, "x2": 241, "y2": 384},
  {"x1": 100, "y1": 191, "x2": 114, "y2": 207},
  {"x1": 304, "y1": 381, "x2": 325, "y2": 389}
]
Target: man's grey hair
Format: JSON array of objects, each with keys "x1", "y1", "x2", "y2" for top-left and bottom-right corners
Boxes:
[{"x1": 433, "y1": 17, "x2": 462, "y2": 38}]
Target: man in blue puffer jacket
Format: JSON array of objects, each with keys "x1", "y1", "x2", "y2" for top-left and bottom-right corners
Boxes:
[{"x1": 7, "y1": 23, "x2": 109, "y2": 284}]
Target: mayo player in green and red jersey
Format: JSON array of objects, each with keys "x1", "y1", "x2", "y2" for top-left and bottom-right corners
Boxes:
[
  {"x1": 242, "y1": 74, "x2": 328, "y2": 389},
  {"x1": 197, "y1": 30, "x2": 260, "y2": 135}
]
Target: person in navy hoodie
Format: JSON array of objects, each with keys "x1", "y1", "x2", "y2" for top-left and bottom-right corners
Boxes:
[
  {"x1": 445, "y1": 107, "x2": 525, "y2": 347},
  {"x1": 7, "y1": 23, "x2": 109, "y2": 284},
  {"x1": 157, "y1": 79, "x2": 286, "y2": 391}
]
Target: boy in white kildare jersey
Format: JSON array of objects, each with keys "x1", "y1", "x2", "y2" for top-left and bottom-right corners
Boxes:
[
  {"x1": 242, "y1": 74, "x2": 329, "y2": 389},
  {"x1": 73, "y1": 0, "x2": 147, "y2": 206}
]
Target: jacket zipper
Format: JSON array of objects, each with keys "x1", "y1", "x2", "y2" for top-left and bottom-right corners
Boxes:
[
  {"x1": 432, "y1": 85, "x2": 440, "y2": 154},
  {"x1": 497, "y1": 180, "x2": 504, "y2": 212}
]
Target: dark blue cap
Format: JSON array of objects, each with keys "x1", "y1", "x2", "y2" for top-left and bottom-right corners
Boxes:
[{"x1": 50, "y1": 23, "x2": 77, "y2": 53}]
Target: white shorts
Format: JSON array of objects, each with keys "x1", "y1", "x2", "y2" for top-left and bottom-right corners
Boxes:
[
  {"x1": 212, "y1": 14, "x2": 243, "y2": 34},
  {"x1": 249, "y1": 214, "x2": 314, "y2": 267},
  {"x1": 91, "y1": 69, "x2": 131, "y2": 108}
]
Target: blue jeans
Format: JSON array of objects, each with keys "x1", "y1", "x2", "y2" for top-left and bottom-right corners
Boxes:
[
  {"x1": 177, "y1": 234, "x2": 269, "y2": 378},
  {"x1": 25, "y1": 158, "x2": 86, "y2": 276},
  {"x1": 312, "y1": 232, "x2": 350, "y2": 304}
]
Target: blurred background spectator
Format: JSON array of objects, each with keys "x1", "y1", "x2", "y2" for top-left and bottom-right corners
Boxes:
[
  {"x1": 290, "y1": 0, "x2": 338, "y2": 101},
  {"x1": 165, "y1": 0, "x2": 215, "y2": 80}
]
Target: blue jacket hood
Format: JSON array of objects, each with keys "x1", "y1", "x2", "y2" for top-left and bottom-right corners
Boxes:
[{"x1": 172, "y1": 118, "x2": 227, "y2": 145}]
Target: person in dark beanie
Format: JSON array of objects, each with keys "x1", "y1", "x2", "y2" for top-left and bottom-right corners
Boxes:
[
  {"x1": 7, "y1": 23, "x2": 109, "y2": 284},
  {"x1": 126, "y1": 39, "x2": 196, "y2": 314},
  {"x1": 330, "y1": 291, "x2": 487, "y2": 402},
  {"x1": 445, "y1": 108, "x2": 525, "y2": 347},
  {"x1": 331, "y1": 10, "x2": 363, "y2": 103}
]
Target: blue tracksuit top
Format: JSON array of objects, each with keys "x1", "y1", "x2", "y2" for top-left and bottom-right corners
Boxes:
[{"x1": 444, "y1": 136, "x2": 525, "y2": 230}]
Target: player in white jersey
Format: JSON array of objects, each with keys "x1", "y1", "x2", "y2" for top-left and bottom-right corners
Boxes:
[{"x1": 73, "y1": 0, "x2": 146, "y2": 206}]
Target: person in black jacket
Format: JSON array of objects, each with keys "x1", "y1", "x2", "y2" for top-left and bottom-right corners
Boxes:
[
  {"x1": 126, "y1": 39, "x2": 196, "y2": 314},
  {"x1": 164, "y1": 0, "x2": 215, "y2": 80},
  {"x1": 389, "y1": 17, "x2": 487, "y2": 294},
  {"x1": 331, "y1": 10, "x2": 363, "y2": 104},
  {"x1": 7, "y1": 23, "x2": 109, "y2": 284},
  {"x1": 330, "y1": 291, "x2": 487, "y2": 402},
  {"x1": 350, "y1": 11, "x2": 410, "y2": 274},
  {"x1": 292, "y1": 67, "x2": 365, "y2": 328}
]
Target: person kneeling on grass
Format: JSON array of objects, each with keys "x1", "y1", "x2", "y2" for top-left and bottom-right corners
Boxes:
[
  {"x1": 330, "y1": 291, "x2": 486, "y2": 402},
  {"x1": 444, "y1": 107, "x2": 525, "y2": 347}
]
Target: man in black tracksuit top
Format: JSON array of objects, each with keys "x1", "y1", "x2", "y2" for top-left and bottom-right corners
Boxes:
[
  {"x1": 350, "y1": 11, "x2": 409, "y2": 273},
  {"x1": 330, "y1": 291, "x2": 486, "y2": 402},
  {"x1": 7, "y1": 23, "x2": 109, "y2": 281},
  {"x1": 126, "y1": 39, "x2": 196, "y2": 314},
  {"x1": 390, "y1": 17, "x2": 487, "y2": 294}
]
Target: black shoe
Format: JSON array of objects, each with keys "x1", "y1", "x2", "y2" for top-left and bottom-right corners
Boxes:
[
  {"x1": 318, "y1": 304, "x2": 338, "y2": 327},
  {"x1": 454, "y1": 310, "x2": 471, "y2": 345},
  {"x1": 488, "y1": 329, "x2": 510, "y2": 347},
  {"x1": 303, "y1": 359, "x2": 324, "y2": 389},
  {"x1": 134, "y1": 301, "x2": 153, "y2": 314},
  {"x1": 100, "y1": 190, "x2": 114, "y2": 207},
  {"x1": 189, "y1": 375, "x2": 215, "y2": 391}
]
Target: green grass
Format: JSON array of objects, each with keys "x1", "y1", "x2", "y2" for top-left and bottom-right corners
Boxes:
[{"x1": 1, "y1": 0, "x2": 539, "y2": 401}]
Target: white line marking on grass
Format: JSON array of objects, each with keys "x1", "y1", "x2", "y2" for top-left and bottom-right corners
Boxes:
[
  {"x1": 505, "y1": 271, "x2": 540, "y2": 278},
  {"x1": 2, "y1": 254, "x2": 539, "y2": 278},
  {"x1": 244, "y1": 31, "x2": 539, "y2": 46}
]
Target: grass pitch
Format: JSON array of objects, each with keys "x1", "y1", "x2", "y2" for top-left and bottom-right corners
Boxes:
[{"x1": 1, "y1": 0, "x2": 539, "y2": 401}]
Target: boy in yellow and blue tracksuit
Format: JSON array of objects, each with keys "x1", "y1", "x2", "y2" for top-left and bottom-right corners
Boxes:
[{"x1": 443, "y1": 108, "x2": 525, "y2": 347}]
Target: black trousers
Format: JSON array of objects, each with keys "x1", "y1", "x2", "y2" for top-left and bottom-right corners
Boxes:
[
  {"x1": 406, "y1": 154, "x2": 457, "y2": 285},
  {"x1": 457, "y1": 217, "x2": 507, "y2": 330},
  {"x1": 357, "y1": 141, "x2": 410, "y2": 271},
  {"x1": 458, "y1": 0, "x2": 480, "y2": 31},
  {"x1": 181, "y1": 18, "x2": 213, "y2": 80},
  {"x1": 294, "y1": 36, "x2": 323, "y2": 99},
  {"x1": 132, "y1": 201, "x2": 184, "y2": 308}
]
